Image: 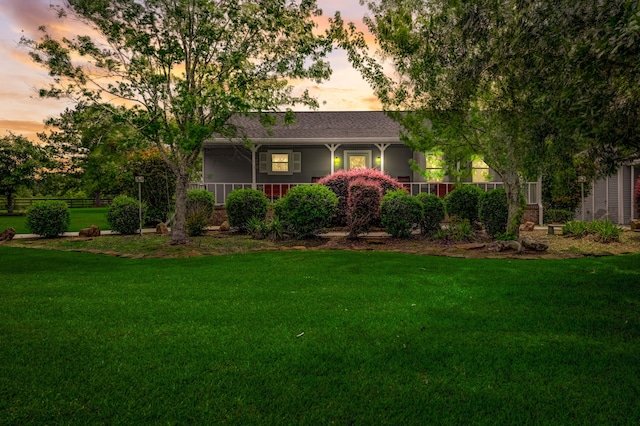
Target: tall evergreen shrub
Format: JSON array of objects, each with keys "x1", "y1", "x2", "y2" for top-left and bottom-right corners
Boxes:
[
  {"x1": 415, "y1": 193, "x2": 445, "y2": 235},
  {"x1": 478, "y1": 188, "x2": 509, "y2": 238},
  {"x1": 107, "y1": 195, "x2": 146, "y2": 234}
]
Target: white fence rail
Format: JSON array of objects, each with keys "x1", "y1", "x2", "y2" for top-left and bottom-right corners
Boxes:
[{"x1": 190, "y1": 181, "x2": 540, "y2": 206}]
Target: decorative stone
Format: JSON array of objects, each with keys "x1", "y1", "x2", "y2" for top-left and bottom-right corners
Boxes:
[
  {"x1": 79, "y1": 225, "x2": 101, "y2": 237},
  {"x1": 495, "y1": 240, "x2": 522, "y2": 253},
  {"x1": 219, "y1": 221, "x2": 231, "y2": 232},
  {"x1": 156, "y1": 222, "x2": 170, "y2": 235},
  {"x1": 519, "y1": 221, "x2": 535, "y2": 232},
  {"x1": 521, "y1": 235, "x2": 549, "y2": 252},
  {"x1": 630, "y1": 219, "x2": 640, "y2": 231},
  {"x1": 0, "y1": 227, "x2": 16, "y2": 242},
  {"x1": 454, "y1": 243, "x2": 486, "y2": 250}
]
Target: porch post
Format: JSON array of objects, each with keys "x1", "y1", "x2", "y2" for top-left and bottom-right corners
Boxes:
[
  {"x1": 374, "y1": 143, "x2": 390, "y2": 174},
  {"x1": 618, "y1": 166, "x2": 624, "y2": 224},
  {"x1": 251, "y1": 144, "x2": 262, "y2": 189},
  {"x1": 537, "y1": 176, "x2": 543, "y2": 225},
  {"x1": 324, "y1": 144, "x2": 341, "y2": 175}
]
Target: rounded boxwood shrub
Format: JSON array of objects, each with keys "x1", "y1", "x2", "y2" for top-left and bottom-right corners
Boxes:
[
  {"x1": 380, "y1": 190, "x2": 423, "y2": 238},
  {"x1": 415, "y1": 193, "x2": 445, "y2": 235},
  {"x1": 225, "y1": 188, "x2": 269, "y2": 232},
  {"x1": 478, "y1": 188, "x2": 509, "y2": 238},
  {"x1": 444, "y1": 184, "x2": 484, "y2": 223},
  {"x1": 274, "y1": 184, "x2": 338, "y2": 238},
  {"x1": 26, "y1": 200, "x2": 70, "y2": 237},
  {"x1": 107, "y1": 195, "x2": 147, "y2": 235},
  {"x1": 186, "y1": 189, "x2": 215, "y2": 236}
]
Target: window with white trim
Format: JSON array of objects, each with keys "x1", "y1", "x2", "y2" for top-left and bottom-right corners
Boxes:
[{"x1": 259, "y1": 150, "x2": 301, "y2": 175}]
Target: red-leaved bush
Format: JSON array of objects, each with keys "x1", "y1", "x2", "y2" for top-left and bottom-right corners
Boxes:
[
  {"x1": 318, "y1": 168, "x2": 404, "y2": 226},
  {"x1": 347, "y1": 178, "x2": 382, "y2": 239},
  {"x1": 635, "y1": 177, "x2": 640, "y2": 216}
]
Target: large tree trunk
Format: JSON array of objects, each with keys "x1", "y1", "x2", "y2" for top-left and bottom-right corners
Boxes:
[
  {"x1": 170, "y1": 171, "x2": 190, "y2": 245},
  {"x1": 503, "y1": 170, "x2": 524, "y2": 238},
  {"x1": 6, "y1": 191, "x2": 15, "y2": 215}
]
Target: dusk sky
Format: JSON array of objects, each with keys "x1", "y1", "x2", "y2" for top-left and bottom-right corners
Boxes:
[{"x1": 0, "y1": 0, "x2": 380, "y2": 140}]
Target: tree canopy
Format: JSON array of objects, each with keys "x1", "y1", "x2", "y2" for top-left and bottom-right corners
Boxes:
[
  {"x1": 24, "y1": 0, "x2": 332, "y2": 243},
  {"x1": 332, "y1": 0, "x2": 640, "y2": 235},
  {"x1": 0, "y1": 133, "x2": 49, "y2": 215}
]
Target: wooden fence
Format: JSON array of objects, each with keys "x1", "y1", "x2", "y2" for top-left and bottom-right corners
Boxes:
[{"x1": 1, "y1": 198, "x2": 113, "y2": 211}]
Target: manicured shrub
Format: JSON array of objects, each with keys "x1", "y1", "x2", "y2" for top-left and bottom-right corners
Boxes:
[
  {"x1": 544, "y1": 208, "x2": 574, "y2": 224},
  {"x1": 380, "y1": 190, "x2": 423, "y2": 238},
  {"x1": 478, "y1": 188, "x2": 509, "y2": 238},
  {"x1": 225, "y1": 188, "x2": 269, "y2": 232},
  {"x1": 444, "y1": 184, "x2": 484, "y2": 223},
  {"x1": 185, "y1": 189, "x2": 215, "y2": 236},
  {"x1": 107, "y1": 195, "x2": 147, "y2": 235},
  {"x1": 415, "y1": 193, "x2": 445, "y2": 235},
  {"x1": 346, "y1": 178, "x2": 382, "y2": 238},
  {"x1": 318, "y1": 169, "x2": 404, "y2": 226},
  {"x1": 274, "y1": 184, "x2": 338, "y2": 238},
  {"x1": 25, "y1": 200, "x2": 70, "y2": 237}
]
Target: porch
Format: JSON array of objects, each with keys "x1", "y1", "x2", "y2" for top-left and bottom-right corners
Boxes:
[{"x1": 189, "y1": 180, "x2": 543, "y2": 223}]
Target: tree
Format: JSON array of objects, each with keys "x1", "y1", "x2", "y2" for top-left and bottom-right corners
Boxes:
[
  {"x1": 333, "y1": 0, "x2": 640, "y2": 236},
  {"x1": 23, "y1": 0, "x2": 332, "y2": 244},
  {"x1": 0, "y1": 133, "x2": 49, "y2": 215},
  {"x1": 40, "y1": 103, "x2": 145, "y2": 204}
]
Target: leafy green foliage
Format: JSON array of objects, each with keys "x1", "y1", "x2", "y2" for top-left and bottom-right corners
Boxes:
[
  {"x1": 545, "y1": 209, "x2": 575, "y2": 224},
  {"x1": 444, "y1": 185, "x2": 483, "y2": 224},
  {"x1": 121, "y1": 149, "x2": 176, "y2": 225},
  {"x1": 247, "y1": 217, "x2": 285, "y2": 241},
  {"x1": 225, "y1": 189, "x2": 269, "y2": 232},
  {"x1": 25, "y1": 200, "x2": 70, "y2": 237},
  {"x1": 24, "y1": 0, "x2": 333, "y2": 244},
  {"x1": 185, "y1": 190, "x2": 215, "y2": 237},
  {"x1": 0, "y1": 133, "x2": 49, "y2": 214},
  {"x1": 563, "y1": 220, "x2": 622, "y2": 243},
  {"x1": 346, "y1": 178, "x2": 382, "y2": 239},
  {"x1": 107, "y1": 195, "x2": 146, "y2": 235},
  {"x1": 415, "y1": 193, "x2": 444, "y2": 235},
  {"x1": 274, "y1": 185, "x2": 338, "y2": 239},
  {"x1": 380, "y1": 190, "x2": 423, "y2": 238},
  {"x1": 434, "y1": 217, "x2": 473, "y2": 242},
  {"x1": 479, "y1": 189, "x2": 509, "y2": 238}
]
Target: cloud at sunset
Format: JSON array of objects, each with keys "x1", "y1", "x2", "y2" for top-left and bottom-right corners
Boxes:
[{"x1": 0, "y1": 0, "x2": 381, "y2": 141}]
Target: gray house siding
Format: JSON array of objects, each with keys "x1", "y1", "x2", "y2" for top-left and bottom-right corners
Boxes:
[{"x1": 577, "y1": 164, "x2": 639, "y2": 224}]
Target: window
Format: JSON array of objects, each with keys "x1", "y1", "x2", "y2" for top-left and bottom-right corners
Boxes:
[
  {"x1": 471, "y1": 156, "x2": 490, "y2": 183},
  {"x1": 271, "y1": 153, "x2": 289, "y2": 172},
  {"x1": 425, "y1": 152, "x2": 444, "y2": 182},
  {"x1": 259, "y1": 150, "x2": 301, "y2": 175}
]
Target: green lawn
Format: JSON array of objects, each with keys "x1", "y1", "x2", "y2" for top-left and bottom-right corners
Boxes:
[
  {"x1": 0, "y1": 207, "x2": 109, "y2": 234},
  {"x1": 1, "y1": 247, "x2": 639, "y2": 424}
]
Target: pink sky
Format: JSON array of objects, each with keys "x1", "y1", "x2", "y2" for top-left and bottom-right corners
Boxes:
[{"x1": 0, "y1": 0, "x2": 379, "y2": 140}]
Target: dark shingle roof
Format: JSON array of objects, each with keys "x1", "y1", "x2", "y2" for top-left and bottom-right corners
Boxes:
[{"x1": 227, "y1": 111, "x2": 402, "y2": 141}]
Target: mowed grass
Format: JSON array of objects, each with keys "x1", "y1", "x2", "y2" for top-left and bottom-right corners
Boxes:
[
  {"x1": 0, "y1": 207, "x2": 110, "y2": 234},
  {"x1": 1, "y1": 247, "x2": 639, "y2": 424}
]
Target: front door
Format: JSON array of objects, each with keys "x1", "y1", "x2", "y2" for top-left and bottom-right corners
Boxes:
[{"x1": 345, "y1": 150, "x2": 372, "y2": 170}]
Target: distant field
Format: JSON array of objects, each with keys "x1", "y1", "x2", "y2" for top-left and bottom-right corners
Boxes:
[
  {"x1": 0, "y1": 207, "x2": 110, "y2": 234},
  {"x1": 1, "y1": 247, "x2": 639, "y2": 424}
]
